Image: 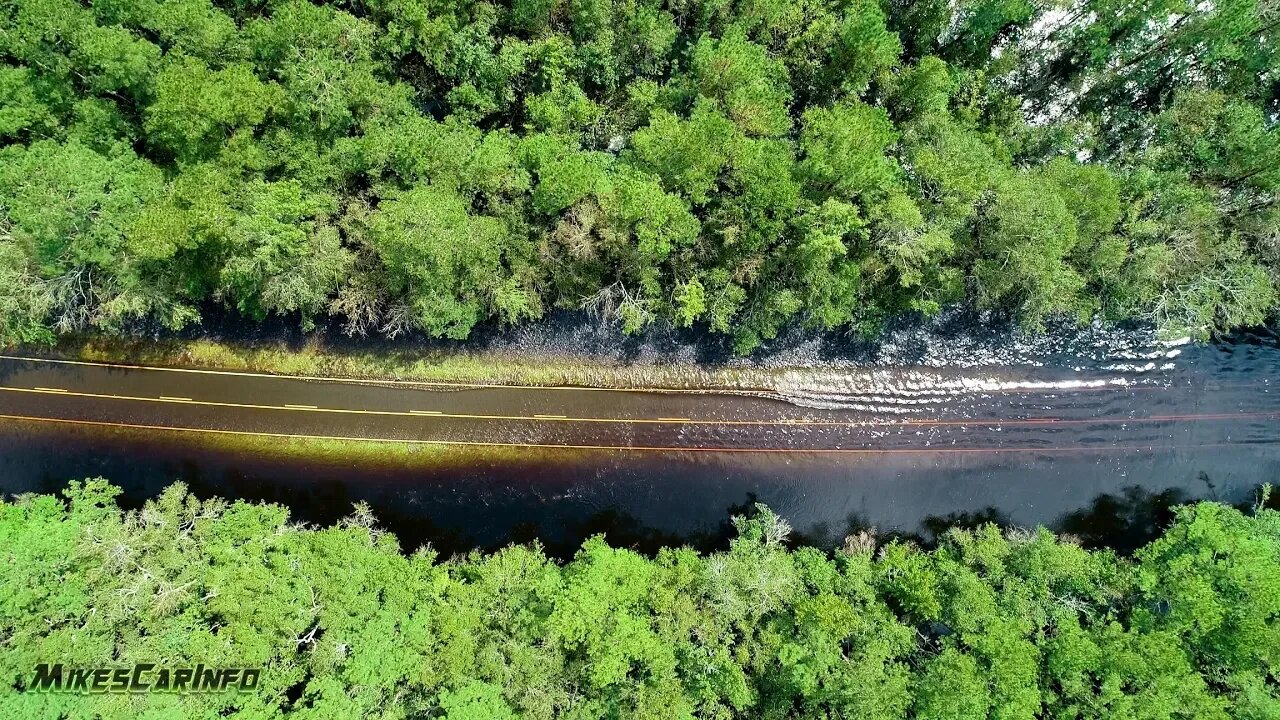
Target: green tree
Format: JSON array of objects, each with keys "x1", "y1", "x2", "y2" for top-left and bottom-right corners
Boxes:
[
  {"x1": 0, "y1": 0, "x2": 1273, "y2": 351},
  {"x1": 144, "y1": 57, "x2": 279, "y2": 163},
  {"x1": 687, "y1": 30, "x2": 792, "y2": 137},
  {"x1": 625, "y1": 102, "x2": 738, "y2": 206},
  {"x1": 217, "y1": 181, "x2": 352, "y2": 328},
  {"x1": 975, "y1": 175, "x2": 1088, "y2": 328},
  {"x1": 4, "y1": 481, "x2": 1280, "y2": 718},
  {"x1": 0, "y1": 240, "x2": 52, "y2": 344},
  {"x1": 797, "y1": 101, "x2": 900, "y2": 203},
  {"x1": 368, "y1": 184, "x2": 539, "y2": 338}
]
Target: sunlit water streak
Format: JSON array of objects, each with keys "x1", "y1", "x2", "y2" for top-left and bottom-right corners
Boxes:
[{"x1": 2, "y1": 312, "x2": 1278, "y2": 556}]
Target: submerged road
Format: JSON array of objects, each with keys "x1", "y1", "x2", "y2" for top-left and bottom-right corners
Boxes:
[
  {"x1": 5, "y1": 342, "x2": 1280, "y2": 551},
  {"x1": 1, "y1": 353, "x2": 1279, "y2": 455}
]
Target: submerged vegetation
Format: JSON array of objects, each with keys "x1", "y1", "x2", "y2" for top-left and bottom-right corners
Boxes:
[
  {"x1": 3, "y1": 480, "x2": 1279, "y2": 718},
  {"x1": 0, "y1": 412, "x2": 552, "y2": 466},
  {"x1": 0, "y1": 0, "x2": 1276, "y2": 353},
  {"x1": 34, "y1": 333, "x2": 780, "y2": 389}
]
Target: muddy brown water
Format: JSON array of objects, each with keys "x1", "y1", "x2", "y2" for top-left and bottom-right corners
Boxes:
[{"x1": 2, "y1": 325, "x2": 1279, "y2": 557}]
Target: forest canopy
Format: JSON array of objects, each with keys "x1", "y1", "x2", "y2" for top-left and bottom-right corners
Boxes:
[
  {"x1": 0, "y1": 0, "x2": 1276, "y2": 352},
  {"x1": 3, "y1": 480, "x2": 1279, "y2": 718}
]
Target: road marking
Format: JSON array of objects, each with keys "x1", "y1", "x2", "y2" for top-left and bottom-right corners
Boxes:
[
  {"x1": 0, "y1": 354, "x2": 773, "y2": 395},
  {"x1": 0, "y1": 385, "x2": 1275, "y2": 428},
  {"x1": 410, "y1": 410, "x2": 443, "y2": 415},
  {"x1": 0, "y1": 412, "x2": 1267, "y2": 455},
  {"x1": 658, "y1": 417, "x2": 692, "y2": 422},
  {"x1": 159, "y1": 396, "x2": 192, "y2": 402},
  {"x1": 0, "y1": 354, "x2": 1212, "y2": 397}
]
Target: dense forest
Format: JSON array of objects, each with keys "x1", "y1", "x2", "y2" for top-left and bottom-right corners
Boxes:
[
  {"x1": 1, "y1": 480, "x2": 1276, "y2": 718},
  {"x1": 0, "y1": 0, "x2": 1277, "y2": 352}
]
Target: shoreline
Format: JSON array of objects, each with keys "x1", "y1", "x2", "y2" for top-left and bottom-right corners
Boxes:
[
  {"x1": 9, "y1": 333, "x2": 785, "y2": 393},
  {"x1": 3, "y1": 316, "x2": 1206, "y2": 400}
]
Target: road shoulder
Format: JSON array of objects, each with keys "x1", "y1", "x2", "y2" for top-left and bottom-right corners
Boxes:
[{"x1": 9, "y1": 333, "x2": 777, "y2": 392}]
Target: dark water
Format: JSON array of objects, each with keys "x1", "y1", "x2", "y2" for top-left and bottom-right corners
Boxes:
[{"x1": 2, "y1": 313, "x2": 1279, "y2": 558}]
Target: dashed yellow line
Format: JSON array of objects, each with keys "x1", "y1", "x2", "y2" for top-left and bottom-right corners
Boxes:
[
  {"x1": 1, "y1": 385, "x2": 1275, "y2": 428},
  {"x1": 0, "y1": 354, "x2": 773, "y2": 395},
  {"x1": 0, "y1": 385, "x2": 790, "y2": 425},
  {"x1": 0, "y1": 412, "x2": 1238, "y2": 455}
]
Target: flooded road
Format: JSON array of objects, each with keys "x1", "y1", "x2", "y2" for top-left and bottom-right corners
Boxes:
[{"x1": 2, "y1": 322, "x2": 1279, "y2": 556}]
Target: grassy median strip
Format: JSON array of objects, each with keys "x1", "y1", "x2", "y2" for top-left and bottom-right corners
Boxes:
[{"x1": 15, "y1": 334, "x2": 779, "y2": 392}]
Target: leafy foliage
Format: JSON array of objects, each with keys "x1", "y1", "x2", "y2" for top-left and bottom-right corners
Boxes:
[
  {"x1": 0, "y1": 0, "x2": 1275, "y2": 349},
  {"x1": 3, "y1": 482, "x2": 1279, "y2": 718}
]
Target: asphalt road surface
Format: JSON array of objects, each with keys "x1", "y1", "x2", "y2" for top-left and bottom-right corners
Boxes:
[{"x1": 2, "y1": 353, "x2": 1278, "y2": 456}]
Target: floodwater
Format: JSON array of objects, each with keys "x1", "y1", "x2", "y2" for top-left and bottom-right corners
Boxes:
[{"x1": 1, "y1": 312, "x2": 1278, "y2": 557}]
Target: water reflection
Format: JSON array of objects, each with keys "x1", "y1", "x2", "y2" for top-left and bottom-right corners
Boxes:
[
  {"x1": 3, "y1": 315, "x2": 1279, "y2": 556},
  {"x1": 1, "y1": 426, "x2": 1266, "y2": 559}
]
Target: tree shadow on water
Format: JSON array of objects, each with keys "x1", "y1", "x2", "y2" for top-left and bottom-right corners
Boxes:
[
  {"x1": 542, "y1": 508, "x2": 690, "y2": 559},
  {"x1": 1056, "y1": 486, "x2": 1190, "y2": 555}
]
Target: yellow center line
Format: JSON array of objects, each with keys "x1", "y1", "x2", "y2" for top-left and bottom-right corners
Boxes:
[
  {"x1": 3, "y1": 385, "x2": 739, "y2": 423},
  {"x1": 0, "y1": 385, "x2": 1274, "y2": 428},
  {"x1": 658, "y1": 417, "x2": 692, "y2": 421},
  {"x1": 159, "y1": 396, "x2": 192, "y2": 402},
  {"x1": 0, "y1": 412, "x2": 1254, "y2": 455}
]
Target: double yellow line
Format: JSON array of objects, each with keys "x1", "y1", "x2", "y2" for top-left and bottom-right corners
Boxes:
[
  {"x1": 0, "y1": 412, "x2": 1246, "y2": 455},
  {"x1": 0, "y1": 385, "x2": 800, "y2": 425},
  {"x1": 2, "y1": 385, "x2": 1275, "y2": 428}
]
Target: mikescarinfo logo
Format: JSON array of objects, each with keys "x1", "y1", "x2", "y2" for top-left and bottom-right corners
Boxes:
[{"x1": 28, "y1": 663, "x2": 261, "y2": 694}]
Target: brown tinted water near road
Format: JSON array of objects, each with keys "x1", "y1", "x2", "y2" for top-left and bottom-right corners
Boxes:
[{"x1": 2, "y1": 327, "x2": 1279, "y2": 557}]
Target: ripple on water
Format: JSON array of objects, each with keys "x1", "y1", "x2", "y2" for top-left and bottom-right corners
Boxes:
[{"x1": 469, "y1": 308, "x2": 1205, "y2": 409}]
